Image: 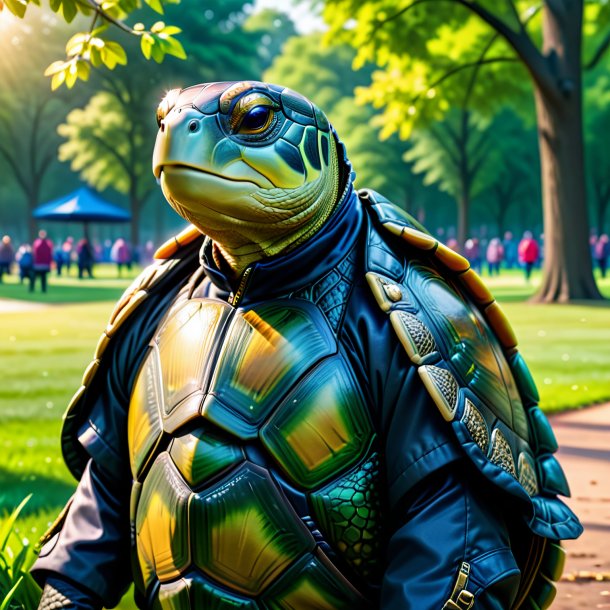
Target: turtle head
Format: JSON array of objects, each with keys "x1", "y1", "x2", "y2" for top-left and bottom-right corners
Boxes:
[{"x1": 152, "y1": 81, "x2": 349, "y2": 270}]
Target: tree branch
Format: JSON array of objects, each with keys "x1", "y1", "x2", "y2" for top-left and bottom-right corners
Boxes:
[
  {"x1": 412, "y1": 57, "x2": 518, "y2": 105},
  {"x1": 506, "y1": 0, "x2": 524, "y2": 32},
  {"x1": 0, "y1": 143, "x2": 30, "y2": 195},
  {"x1": 80, "y1": 0, "x2": 138, "y2": 35},
  {"x1": 86, "y1": 132, "x2": 132, "y2": 176},
  {"x1": 452, "y1": 0, "x2": 558, "y2": 99},
  {"x1": 585, "y1": 29, "x2": 610, "y2": 70},
  {"x1": 468, "y1": 141, "x2": 491, "y2": 179},
  {"x1": 367, "y1": 0, "x2": 436, "y2": 43},
  {"x1": 439, "y1": 120, "x2": 461, "y2": 150},
  {"x1": 429, "y1": 124, "x2": 461, "y2": 168}
]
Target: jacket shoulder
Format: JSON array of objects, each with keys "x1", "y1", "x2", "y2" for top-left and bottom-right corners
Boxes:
[
  {"x1": 359, "y1": 189, "x2": 581, "y2": 542},
  {"x1": 61, "y1": 232, "x2": 205, "y2": 479}
]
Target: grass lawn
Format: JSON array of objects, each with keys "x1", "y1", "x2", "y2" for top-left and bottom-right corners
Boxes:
[
  {"x1": 1, "y1": 266, "x2": 609, "y2": 608},
  {"x1": 0, "y1": 263, "x2": 141, "y2": 303}
]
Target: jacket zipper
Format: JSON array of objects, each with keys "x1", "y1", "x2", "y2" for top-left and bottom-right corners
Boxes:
[
  {"x1": 230, "y1": 266, "x2": 252, "y2": 306},
  {"x1": 442, "y1": 562, "x2": 475, "y2": 610}
]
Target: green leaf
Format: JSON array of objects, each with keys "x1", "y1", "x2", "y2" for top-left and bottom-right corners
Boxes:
[
  {"x1": 49, "y1": 0, "x2": 60, "y2": 11},
  {"x1": 0, "y1": 575, "x2": 24, "y2": 610},
  {"x1": 151, "y1": 20, "x2": 165, "y2": 33},
  {"x1": 160, "y1": 25, "x2": 181, "y2": 35},
  {"x1": 105, "y1": 40, "x2": 127, "y2": 65},
  {"x1": 3, "y1": 0, "x2": 27, "y2": 18},
  {"x1": 89, "y1": 45, "x2": 102, "y2": 67},
  {"x1": 151, "y1": 39, "x2": 165, "y2": 63},
  {"x1": 100, "y1": 47, "x2": 117, "y2": 69},
  {"x1": 60, "y1": 0, "x2": 77, "y2": 23},
  {"x1": 44, "y1": 60, "x2": 67, "y2": 76},
  {"x1": 0, "y1": 495, "x2": 31, "y2": 552},
  {"x1": 66, "y1": 32, "x2": 89, "y2": 57},
  {"x1": 90, "y1": 24, "x2": 109, "y2": 36},
  {"x1": 51, "y1": 70, "x2": 67, "y2": 90},
  {"x1": 76, "y1": 59, "x2": 91, "y2": 81},
  {"x1": 161, "y1": 35, "x2": 186, "y2": 60},
  {"x1": 140, "y1": 33, "x2": 154, "y2": 59},
  {"x1": 65, "y1": 65, "x2": 78, "y2": 88},
  {"x1": 144, "y1": 0, "x2": 164, "y2": 14}
]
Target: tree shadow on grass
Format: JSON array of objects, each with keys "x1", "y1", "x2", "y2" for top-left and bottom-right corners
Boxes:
[{"x1": 0, "y1": 466, "x2": 76, "y2": 515}]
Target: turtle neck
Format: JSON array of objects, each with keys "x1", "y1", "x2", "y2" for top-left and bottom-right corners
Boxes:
[{"x1": 198, "y1": 184, "x2": 363, "y2": 306}]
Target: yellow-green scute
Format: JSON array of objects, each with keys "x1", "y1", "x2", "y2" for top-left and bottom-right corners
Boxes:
[{"x1": 128, "y1": 292, "x2": 376, "y2": 609}]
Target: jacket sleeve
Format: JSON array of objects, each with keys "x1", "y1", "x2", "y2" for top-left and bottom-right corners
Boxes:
[
  {"x1": 31, "y1": 459, "x2": 132, "y2": 608},
  {"x1": 381, "y1": 463, "x2": 521, "y2": 609},
  {"x1": 30, "y1": 292, "x2": 157, "y2": 607},
  {"x1": 342, "y1": 280, "x2": 520, "y2": 608}
]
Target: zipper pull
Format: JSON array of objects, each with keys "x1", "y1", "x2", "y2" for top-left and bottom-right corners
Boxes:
[
  {"x1": 443, "y1": 562, "x2": 475, "y2": 610},
  {"x1": 229, "y1": 266, "x2": 252, "y2": 306}
]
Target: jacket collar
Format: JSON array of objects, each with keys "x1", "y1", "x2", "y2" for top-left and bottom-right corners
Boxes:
[{"x1": 199, "y1": 184, "x2": 363, "y2": 305}]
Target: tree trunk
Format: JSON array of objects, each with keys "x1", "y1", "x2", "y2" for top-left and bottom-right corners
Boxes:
[
  {"x1": 495, "y1": 194, "x2": 508, "y2": 237},
  {"x1": 27, "y1": 188, "x2": 40, "y2": 243},
  {"x1": 457, "y1": 193, "x2": 469, "y2": 250},
  {"x1": 130, "y1": 196, "x2": 140, "y2": 249},
  {"x1": 597, "y1": 192, "x2": 609, "y2": 236},
  {"x1": 28, "y1": 211, "x2": 37, "y2": 243},
  {"x1": 531, "y1": 2, "x2": 602, "y2": 302}
]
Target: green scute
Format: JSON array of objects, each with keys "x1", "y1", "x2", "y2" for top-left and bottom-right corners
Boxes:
[
  {"x1": 189, "y1": 462, "x2": 315, "y2": 595},
  {"x1": 261, "y1": 554, "x2": 365, "y2": 610},
  {"x1": 310, "y1": 453, "x2": 382, "y2": 580},
  {"x1": 261, "y1": 356, "x2": 373, "y2": 489},
  {"x1": 169, "y1": 427, "x2": 243, "y2": 488},
  {"x1": 209, "y1": 301, "x2": 336, "y2": 434},
  {"x1": 157, "y1": 575, "x2": 257, "y2": 610},
  {"x1": 406, "y1": 263, "x2": 530, "y2": 441}
]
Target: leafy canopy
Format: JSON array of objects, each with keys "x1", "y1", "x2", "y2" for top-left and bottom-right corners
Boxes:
[
  {"x1": 0, "y1": 0, "x2": 186, "y2": 89},
  {"x1": 321, "y1": 0, "x2": 610, "y2": 139}
]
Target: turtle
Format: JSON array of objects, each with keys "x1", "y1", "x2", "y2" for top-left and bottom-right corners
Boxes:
[{"x1": 33, "y1": 81, "x2": 581, "y2": 610}]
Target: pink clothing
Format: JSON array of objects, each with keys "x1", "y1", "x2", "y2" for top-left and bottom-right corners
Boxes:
[
  {"x1": 111, "y1": 239, "x2": 131, "y2": 264},
  {"x1": 486, "y1": 240, "x2": 504, "y2": 264},
  {"x1": 518, "y1": 238, "x2": 539, "y2": 264},
  {"x1": 33, "y1": 238, "x2": 54, "y2": 267}
]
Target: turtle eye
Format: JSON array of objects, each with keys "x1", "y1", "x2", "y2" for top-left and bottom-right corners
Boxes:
[{"x1": 237, "y1": 105, "x2": 273, "y2": 134}]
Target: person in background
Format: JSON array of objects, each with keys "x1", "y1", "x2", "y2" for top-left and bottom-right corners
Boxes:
[
  {"x1": 76, "y1": 238, "x2": 95, "y2": 279},
  {"x1": 502, "y1": 231, "x2": 517, "y2": 269},
  {"x1": 486, "y1": 237, "x2": 504, "y2": 276},
  {"x1": 54, "y1": 242, "x2": 65, "y2": 276},
  {"x1": 31, "y1": 230, "x2": 54, "y2": 293},
  {"x1": 62, "y1": 237, "x2": 74, "y2": 275},
  {"x1": 518, "y1": 231, "x2": 539, "y2": 281},
  {"x1": 142, "y1": 240, "x2": 155, "y2": 265},
  {"x1": 446, "y1": 237, "x2": 460, "y2": 253},
  {"x1": 0, "y1": 235, "x2": 14, "y2": 282},
  {"x1": 110, "y1": 238, "x2": 132, "y2": 276},
  {"x1": 590, "y1": 234, "x2": 598, "y2": 260},
  {"x1": 594, "y1": 234, "x2": 610, "y2": 278},
  {"x1": 464, "y1": 237, "x2": 481, "y2": 273},
  {"x1": 102, "y1": 239, "x2": 113, "y2": 263},
  {"x1": 16, "y1": 243, "x2": 33, "y2": 284}
]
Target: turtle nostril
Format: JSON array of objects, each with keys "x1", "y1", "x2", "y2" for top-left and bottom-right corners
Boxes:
[{"x1": 160, "y1": 121, "x2": 166, "y2": 133}]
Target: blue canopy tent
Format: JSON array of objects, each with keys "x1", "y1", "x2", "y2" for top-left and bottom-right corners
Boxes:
[{"x1": 33, "y1": 186, "x2": 131, "y2": 239}]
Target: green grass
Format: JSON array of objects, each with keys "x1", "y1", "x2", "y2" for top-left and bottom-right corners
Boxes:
[
  {"x1": 0, "y1": 264, "x2": 141, "y2": 303},
  {"x1": 0, "y1": 266, "x2": 609, "y2": 609}
]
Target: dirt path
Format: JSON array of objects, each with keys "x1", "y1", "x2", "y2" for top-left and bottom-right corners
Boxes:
[
  {"x1": 0, "y1": 298, "x2": 50, "y2": 313},
  {"x1": 550, "y1": 403, "x2": 610, "y2": 609}
]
